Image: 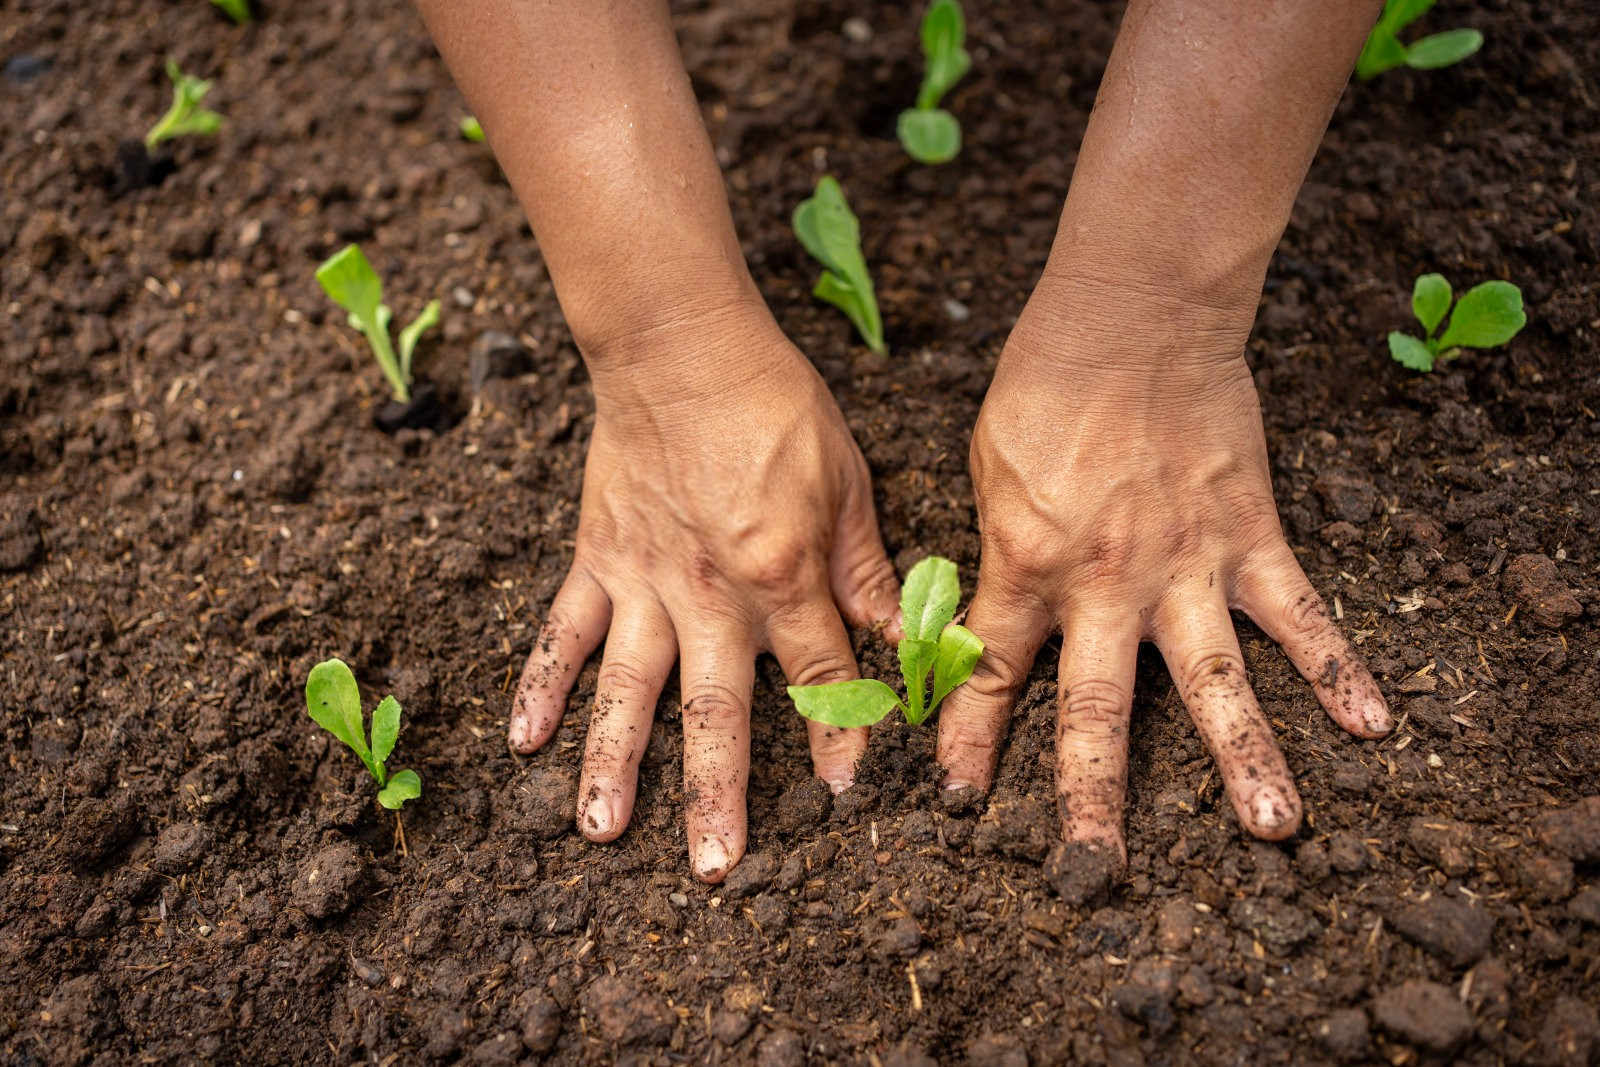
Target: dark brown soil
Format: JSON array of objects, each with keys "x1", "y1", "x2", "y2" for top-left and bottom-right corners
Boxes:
[{"x1": 4, "y1": 0, "x2": 1599, "y2": 1064}]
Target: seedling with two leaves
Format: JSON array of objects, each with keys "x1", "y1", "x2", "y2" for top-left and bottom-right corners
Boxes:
[
  {"x1": 897, "y1": 0, "x2": 971, "y2": 164},
  {"x1": 794, "y1": 176, "x2": 885, "y2": 354},
  {"x1": 1388, "y1": 273, "x2": 1525, "y2": 373},
  {"x1": 315, "y1": 244, "x2": 440, "y2": 404},
  {"x1": 145, "y1": 61, "x2": 224, "y2": 150},
  {"x1": 1356, "y1": 0, "x2": 1482, "y2": 80},
  {"x1": 789, "y1": 557, "x2": 983, "y2": 728},
  {"x1": 305, "y1": 659, "x2": 423, "y2": 811}
]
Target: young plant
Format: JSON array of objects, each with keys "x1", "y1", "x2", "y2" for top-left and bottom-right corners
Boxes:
[
  {"x1": 144, "y1": 61, "x2": 224, "y2": 150},
  {"x1": 897, "y1": 0, "x2": 971, "y2": 164},
  {"x1": 305, "y1": 659, "x2": 423, "y2": 810},
  {"x1": 793, "y1": 176, "x2": 885, "y2": 354},
  {"x1": 209, "y1": 0, "x2": 251, "y2": 24},
  {"x1": 459, "y1": 116, "x2": 486, "y2": 142},
  {"x1": 1388, "y1": 273, "x2": 1526, "y2": 373},
  {"x1": 1356, "y1": 0, "x2": 1482, "y2": 80},
  {"x1": 315, "y1": 244, "x2": 441, "y2": 403},
  {"x1": 788, "y1": 556, "x2": 983, "y2": 728}
]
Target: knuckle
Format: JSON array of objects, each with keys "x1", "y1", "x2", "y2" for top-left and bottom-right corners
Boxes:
[
  {"x1": 1059, "y1": 679, "x2": 1130, "y2": 732},
  {"x1": 1281, "y1": 587, "x2": 1332, "y2": 641},
  {"x1": 787, "y1": 656, "x2": 856, "y2": 689},
  {"x1": 942, "y1": 722, "x2": 1000, "y2": 766},
  {"x1": 1075, "y1": 530, "x2": 1139, "y2": 585},
  {"x1": 737, "y1": 537, "x2": 823, "y2": 600},
  {"x1": 682, "y1": 684, "x2": 748, "y2": 731},
  {"x1": 1176, "y1": 648, "x2": 1248, "y2": 699},
  {"x1": 963, "y1": 651, "x2": 1024, "y2": 702},
  {"x1": 595, "y1": 658, "x2": 655, "y2": 697},
  {"x1": 841, "y1": 550, "x2": 898, "y2": 604}
]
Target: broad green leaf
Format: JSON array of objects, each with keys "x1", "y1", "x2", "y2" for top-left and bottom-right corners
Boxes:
[
  {"x1": 897, "y1": 109, "x2": 962, "y2": 165},
  {"x1": 1411, "y1": 273, "x2": 1452, "y2": 335},
  {"x1": 316, "y1": 245, "x2": 384, "y2": 327},
  {"x1": 398, "y1": 299, "x2": 440, "y2": 382},
  {"x1": 813, "y1": 271, "x2": 883, "y2": 354},
  {"x1": 210, "y1": 0, "x2": 251, "y2": 24},
  {"x1": 145, "y1": 61, "x2": 224, "y2": 148},
  {"x1": 370, "y1": 695, "x2": 402, "y2": 769},
  {"x1": 1404, "y1": 28, "x2": 1482, "y2": 70},
  {"x1": 1388, "y1": 331, "x2": 1436, "y2": 372},
  {"x1": 917, "y1": 0, "x2": 970, "y2": 109},
  {"x1": 306, "y1": 658, "x2": 378, "y2": 780},
  {"x1": 793, "y1": 178, "x2": 885, "y2": 353},
  {"x1": 459, "y1": 116, "x2": 485, "y2": 142},
  {"x1": 1437, "y1": 280, "x2": 1525, "y2": 350},
  {"x1": 1381, "y1": 0, "x2": 1437, "y2": 34},
  {"x1": 788, "y1": 679, "x2": 903, "y2": 729},
  {"x1": 900, "y1": 556, "x2": 960, "y2": 643},
  {"x1": 377, "y1": 769, "x2": 422, "y2": 810},
  {"x1": 1355, "y1": 29, "x2": 1408, "y2": 80},
  {"x1": 930, "y1": 623, "x2": 984, "y2": 712},
  {"x1": 898, "y1": 638, "x2": 938, "y2": 725}
]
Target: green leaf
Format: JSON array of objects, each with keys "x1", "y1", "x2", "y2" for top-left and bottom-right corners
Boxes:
[
  {"x1": 1355, "y1": 28, "x2": 1409, "y2": 80},
  {"x1": 792, "y1": 177, "x2": 885, "y2": 353},
  {"x1": 930, "y1": 623, "x2": 984, "y2": 712},
  {"x1": 898, "y1": 638, "x2": 938, "y2": 725},
  {"x1": 316, "y1": 244, "x2": 409, "y2": 402},
  {"x1": 370, "y1": 695, "x2": 402, "y2": 769},
  {"x1": 1404, "y1": 28, "x2": 1482, "y2": 70},
  {"x1": 209, "y1": 0, "x2": 251, "y2": 23},
  {"x1": 145, "y1": 61, "x2": 224, "y2": 148},
  {"x1": 377, "y1": 769, "x2": 422, "y2": 810},
  {"x1": 459, "y1": 115, "x2": 485, "y2": 142},
  {"x1": 398, "y1": 299, "x2": 440, "y2": 383},
  {"x1": 813, "y1": 271, "x2": 882, "y2": 355},
  {"x1": 1411, "y1": 273, "x2": 1452, "y2": 335},
  {"x1": 1381, "y1": 0, "x2": 1437, "y2": 34},
  {"x1": 1437, "y1": 280, "x2": 1525, "y2": 350},
  {"x1": 917, "y1": 0, "x2": 970, "y2": 109},
  {"x1": 306, "y1": 659, "x2": 380, "y2": 781},
  {"x1": 1388, "y1": 331, "x2": 1436, "y2": 372},
  {"x1": 897, "y1": 109, "x2": 962, "y2": 165},
  {"x1": 788, "y1": 679, "x2": 903, "y2": 729},
  {"x1": 900, "y1": 556, "x2": 960, "y2": 643}
]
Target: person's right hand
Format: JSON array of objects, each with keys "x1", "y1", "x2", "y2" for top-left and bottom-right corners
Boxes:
[{"x1": 509, "y1": 304, "x2": 901, "y2": 883}]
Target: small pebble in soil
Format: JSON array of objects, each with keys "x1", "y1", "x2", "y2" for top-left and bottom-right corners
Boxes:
[
  {"x1": 349, "y1": 956, "x2": 383, "y2": 986},
  {"x1": 1390, "y1": 894, "x2": 1494, "y2": 967},
  {"x1": 841, "y1": 17, "x2": 872, "y2": 43},
  {"x1": 944, "y1": 298, "x2": 971, "y2": 321},
  {"x1": 1314, "y1": 1008, "x2": 1372, "y2": 1062},
  {"x1": 1372, "y1": 979, "x2": 1474, "y2": 1053},
  {"x1": 581, "y1": 975, "x2": 674, "y2": 1047}
]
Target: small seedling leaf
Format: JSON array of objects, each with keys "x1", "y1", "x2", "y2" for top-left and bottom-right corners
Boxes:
[
  {"x1": 398, "y1": 299, "x2": 441, "y2": 382},
  {"x1": 210, "y1": 0, "x2": 251, "y2": 24},
  {"x1": 1411, "y1": 273, "x2": 1452, "y2": 336},
  {"x1": 317, "y1": 245, "x2": 384, "y2": 326},
  {"x1": 1404, "y1": 28, "x2": 1482, "y2": 69},
  {"x1": 459, "y1": 116, "x2": 485, "y2": 142},
  {"x1": 917, "y1": 0, "x2": 971, "y2": 109},
  {"x1": 306, "y1": 658, "x2": 378, "y2": 779},
  {"x1": 370, "y1": 695, "x2": 402, "y2": 768},
  {"x1": 901, "y1": 556, "x2": 960, "y2": 643},
  {"x1": 1388, "y1": 331, "x2": 1436, "y2": 372},
  {"x1": 898, "y1": 638, "x2": 939, "y2": 725},
  {"x1": 377, "y1": 769, "x2": 422, "y2": 810},
  {"x1": 793, "y1": 177, "x2": 885, "y2": 353},
  {"x1": 788, "y1": 679, "x2": 903, "y2": 728},
  {"x1": 1355, "y1": 29, "x2": 1409, "y2": 80},
  {"x1": 1437, "y1": 280, "x2": 1525, "y2": 350},
  {"x1": 930, "y1": 624, "x2": 984, "y2": 712},
  {"x1": 1383, "y1": 0, "x2": 1438, "y2": 34},
  {"x1": 897, "y1": 109, "x2": 962, "y2": 165},
  {"x1": 145, "y1": 61, "x2": 224, "y2": 148}
]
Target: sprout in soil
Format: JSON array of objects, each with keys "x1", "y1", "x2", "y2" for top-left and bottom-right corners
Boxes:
[
  {"x1": 209, "y1": 0, "x2": 251, "y2": 25},
  {"x1": 315, "y1": 243, "x2": 441, "y2": 404},
  {"x1": 306, "y1": 658, "x2": 423, "y2": 813},
  {"x1": 1356, "y1": 0, "x2": 1483, "y2": 80},
  {"x1": 897, "y1": 0, "x2": 971, "y2": 164},
  {"x1": 459, "y1": 116, "x2": 485, "y2": 142},
  {"x1": 789, "y1": 556, "x2": 983, "y2": 728},
  {"x1": 145, "y1": 61, "x2": 224, "y2": 150},
  {"x1": 1388, "y1": 273, "x2": 1526, "y2": 373},
  {"x1": 793, "y1": 176, "x2": 885, "y2": 355}
]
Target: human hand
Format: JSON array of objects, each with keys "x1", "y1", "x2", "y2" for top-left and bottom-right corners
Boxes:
[
  {"x1": 937, "y1": 277, "x2": 1391, "y2": 854},
  {"x1": 510, "y1": 305, "x2": 900, "y2": 882}
]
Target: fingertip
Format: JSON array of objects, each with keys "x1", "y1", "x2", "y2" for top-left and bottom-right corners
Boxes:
[
  {"x1": 1245, "y1": 785, "x2": 1303, "y2": 840},
  {"x1": 692, "y1": 834, "x2": 737, "y2": 884},
  {"x1": 579, "y1": 790, "x2": 626, "y2": 843}
]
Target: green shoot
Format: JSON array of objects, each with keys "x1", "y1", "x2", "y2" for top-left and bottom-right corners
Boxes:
[
  {"x1": 459, "y1": 116, "x2": 486, "y2": 142},
  {"x1": 315, "y1": 244, "x2": 441, "y2": 403},
  {"x1": 144, "y1": 61, "x2": 224, "y2": 150},
  {"x1": 209, "y1": 0, "x2": 251, "y2": 24},
  {"x1": 789, "y1": 557, "x2": 984, "y2": 729},
  {"x1": 306, "y1": 659, "x2": 423, "y2": 810},
  {"x1": 793, "y1": 176, "x2": 885, "y2": 354},
  {"x1": 1388, "y1": 273, "x2": 1525, "y2": 373},
  {"x1": 1356, "y1": 0, "x2": 1482, "y2": 80},
  {"x1": 897, "y1": 0, "x2": 970, "y2": 164}
]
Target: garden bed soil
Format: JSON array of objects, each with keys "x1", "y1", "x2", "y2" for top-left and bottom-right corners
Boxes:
[{"x1": 3, "y1": 0, "x2": 1599, "y2": 1063}]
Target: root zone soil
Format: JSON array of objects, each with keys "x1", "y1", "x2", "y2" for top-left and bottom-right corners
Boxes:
[{"x1": 3, "y1": 0, "x2": 1598, "y2": 1064}]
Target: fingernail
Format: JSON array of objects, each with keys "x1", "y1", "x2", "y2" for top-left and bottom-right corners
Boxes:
[
  {"x1": 827, "y1": 775, "x2": 854, "y2": 795},
  {"x1": 507, "y1": 718, "x2": 529, "y2": 751},
  {"x1": 1251, "y1": 788, "x2": 1294, "y2": 832},
  {"x1": 694, "y1": 835, "x2": 731, "y2": 881},
  {"x1": 1367, "y1": 707, "x2": 1394, "y2": 736},
  {"x1": 583, "y1": 795, "x2": 616, "y2": 838},
  {"x1": 943, "y1": 779, "x2": 972, "y2": 792}
]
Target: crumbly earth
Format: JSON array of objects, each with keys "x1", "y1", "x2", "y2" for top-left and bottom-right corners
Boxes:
[{"x1": 3, "y1": 0, "x2": 1598, "y2": 1064}]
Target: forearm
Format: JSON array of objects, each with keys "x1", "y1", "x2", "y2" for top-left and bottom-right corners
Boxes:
[{"x1": 414, "y1": 0, "x2": 763, "y2": 366}]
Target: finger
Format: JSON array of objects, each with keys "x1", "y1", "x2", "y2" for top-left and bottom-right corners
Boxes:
[
  {"x1": 1235, "y1": 543, "x2": 1392, "y2": 739},
  {"x1": 510, "y1": 572, "x2": 611, "y2": 754},
  {"x1": 935, "y1": 578, "x2": 1051, "y2": 792},
  {"x1": 1153, "y1": 592, "x2": 1303, "y2": 840},
  {"x1": 829, "y1": 478, "x2": 903, "y2": 641},
  {"x1": 1054, "y1": 611, "x2": 1140, "y2": 857},
  {"x1": 577, "y1": 599, "x2": 676, "y2": 842},
  {"x1": 768, "y1": 600, "x2": 867, "y2": 794},
  {"x1": 678, "y1": 624, "x2": 755, "y2": 883}
]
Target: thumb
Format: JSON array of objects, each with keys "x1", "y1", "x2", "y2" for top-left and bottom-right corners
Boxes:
[{"x1": 829, "y1": 481, "x2": 903, "y2": 641}]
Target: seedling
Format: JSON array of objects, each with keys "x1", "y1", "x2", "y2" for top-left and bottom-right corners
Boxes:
[
  {"x1": 459, "y1": 116, "x2": 485, "y2": 142},
  {"x1": 315, "y1": 244, "x2": 440, "y2": 403},
  {"x1": 144, "y1": 61, "x2": 224, "y2": 150},
  {"x1": 793, "y1": 176, "x2": 885, "y2": 354},
  {"x1": 305, "y1": 659, "x2": 423, "y2": 810},
  {"x1": 1356, "y1": 0, "x2": 1482, "y2": 80},
  {"x1": 789, "y1": 556, "x2": 983, "y2": 728},
  {"x1": 897, "y1": 0, "x2": 970, "y2": 164},
  {"x1": 209, "y1": 0, "x2": 251, "y2": 24},
  {"x1": 1388, "y1": 273, "x2": 1525, "y2": 372}
]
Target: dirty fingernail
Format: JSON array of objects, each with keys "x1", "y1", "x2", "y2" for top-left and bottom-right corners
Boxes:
[
  {"x1": 583, "y1": 794, "x2": 616, "y2": 838},
  {"x1": 694, "y1": 835, "x2": 731, "y2": 881},
  {"x1": 827, "y1": 774, "x2": 854, "y2": 795},
  {"x1": 1251, "y1": 788, "x2": 1296, "y2": 832},
  {"x1": 507, "y1": 717, "x2": 530, "y2": 750}
]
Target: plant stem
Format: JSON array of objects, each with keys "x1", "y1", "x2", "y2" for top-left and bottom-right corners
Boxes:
[{"x1": 362, "y1": 322, "x2": 410, "y2": 402}]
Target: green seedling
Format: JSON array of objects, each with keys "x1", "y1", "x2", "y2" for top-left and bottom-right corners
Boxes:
[
  {"x1": 315, "y1": 243, "x2": 441, "y2": 403},
  {"x1": 793, "y1": 176, "x2": 885, "y2": 354},
  {"x1": 306, "y1": 659, "x2": 423, "y2": 810},
  {"x1": 789, "y1": 556, "x2": 984, "y2": 728},
  {"x1": 459, "y1": 116, "x2": 485, "y2": 142},
  {"x1": 145, "y1": 61, "x2": 224, "y2": 150},
  {"x1": 1388, "y1": 273, "x2": 1525, "y2": 373},
  {"x1": 209, "y1": 0, "x2": 251, "y2": 24},
  {"x1": 1356, "y1": 0, "x2": 1482, "y2": 80},
  {"x1": 897, "y1": 0, "x2": 971, "y2": 164}
]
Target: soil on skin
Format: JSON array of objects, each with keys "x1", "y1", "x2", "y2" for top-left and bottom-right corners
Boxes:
[{"x1": 3, "y1": 0, "x2": 1599, "y2": 1064}]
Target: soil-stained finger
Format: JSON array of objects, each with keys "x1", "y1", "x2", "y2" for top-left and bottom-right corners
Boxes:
[
  {"x1": 677, "y1": 626, "x2": 756, "y2": 884},
  {"x1": 829, "y1": 481, "x2": 904, "y2": 640},
  {"x1": 1054, "y1": 612, "x2": 1140, "y2": 856},
  {"x1": 767, "y1": 599, "x2": 868, "y2": 793},
  {"x1": 511, "y1": 572, "x2": 611, "y2": 754},
  {"x1": 1153, "y1": 592, "x2": 1303, "y2": 840},
  {"x1": 577, "y1": 599, "x2": 676, "y2": 842}
]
